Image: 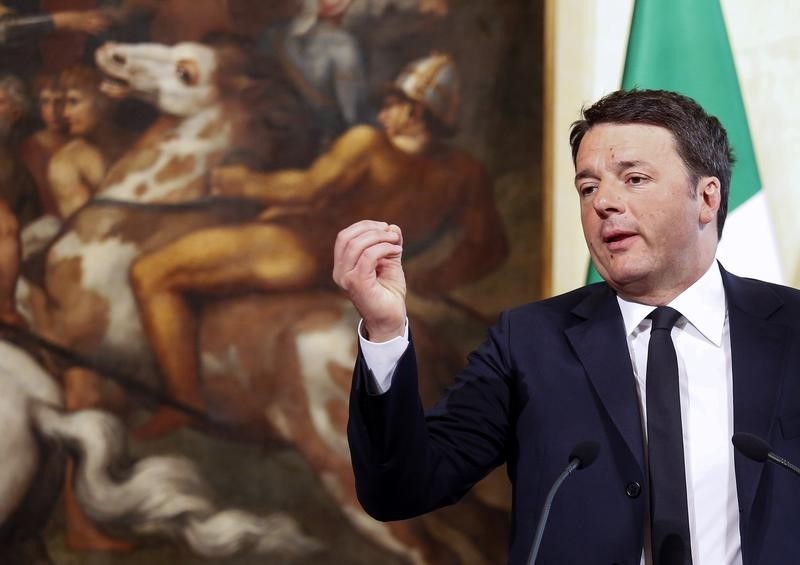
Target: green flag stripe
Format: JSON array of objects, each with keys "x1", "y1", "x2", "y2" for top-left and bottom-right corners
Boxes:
[{"x1": 623, "y1": 0, "x2": 760, "y2": 206}]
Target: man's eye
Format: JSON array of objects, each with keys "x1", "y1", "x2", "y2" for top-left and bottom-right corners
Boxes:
[
  {"x1": 628, "y1": 175, "x2": 647, "y2": 185},
  {"x1": 579, "y1": 185, "x2": 597, "y2": 197}
]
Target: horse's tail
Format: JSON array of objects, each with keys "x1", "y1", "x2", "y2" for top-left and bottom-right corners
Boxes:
[{"x1": 30, "y1": 401, "x2": 321, "y2": 558}]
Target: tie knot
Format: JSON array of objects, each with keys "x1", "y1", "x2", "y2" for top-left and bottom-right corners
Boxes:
[{"x1": 649, "y1": 306, "x2": 682, "y2": 331}]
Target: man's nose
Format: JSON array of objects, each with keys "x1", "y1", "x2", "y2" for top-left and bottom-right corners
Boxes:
[{"x1": 592, "y1": 182, "x2": 625, "y2": 218}]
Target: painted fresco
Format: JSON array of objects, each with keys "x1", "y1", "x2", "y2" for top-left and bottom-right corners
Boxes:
[{"x1": 0, "y1": 1, "x2": 543, "y2": 563}]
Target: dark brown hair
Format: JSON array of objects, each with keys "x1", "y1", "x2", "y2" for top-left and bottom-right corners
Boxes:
[{"x1": 569, "y1": 89, "x2": 733, "y2": 237}]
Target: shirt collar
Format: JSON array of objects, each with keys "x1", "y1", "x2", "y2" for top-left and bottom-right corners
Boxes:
[{"x1": 616, "y1": 262, "x2": 727, "y2": 346}]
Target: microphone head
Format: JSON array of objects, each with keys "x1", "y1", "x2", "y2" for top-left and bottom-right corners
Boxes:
[
  {"x1": 569, "y1": 441, "x2": 599, "y2": 470},
  {"x1": 732, "y1": 432, "x2": 772, "y2": 463}
]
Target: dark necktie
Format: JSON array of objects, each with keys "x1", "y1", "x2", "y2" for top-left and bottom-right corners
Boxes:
[{"x1": 646, "y1": 306, "x2": 692, "y2": 565}]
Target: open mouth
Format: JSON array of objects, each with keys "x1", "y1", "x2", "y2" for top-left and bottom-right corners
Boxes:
[
  {"x1": 96, "y1": 46, "x2": 133, "y2": 98},
  {"x1": 98, "y1": 70, "x2": 131, "y2": 99},
  {"x1": 102, "y1": 74, "x2": 128, "y2": 88},
  {"x1": 98, "y1": 72, "x2": 156, "y2": 106},
  {"x1": 602, "y1": 231, "x2": 638, "y2": 249},
  {"x1": 604, "y1": 233, "x2": 634, "y2": 244}
]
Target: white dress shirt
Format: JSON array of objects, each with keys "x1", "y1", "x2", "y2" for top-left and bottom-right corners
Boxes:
[
  {"x1": 617, "y1": 263, "x2": 741, "y2": 564},
  {"x1": 359, "y1": 263, "x2": 742, "y2": 564},
  {"x1": 359, "y1": 318, "x2": 409, "y2": 394}
]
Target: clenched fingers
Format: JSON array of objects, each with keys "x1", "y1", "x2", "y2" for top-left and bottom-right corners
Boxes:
[{"x1": 333, "y1": 221, "x2": 402, "y2": 286}]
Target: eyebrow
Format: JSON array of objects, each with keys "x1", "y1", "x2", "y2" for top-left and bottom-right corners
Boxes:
[{"x1": 574, "y1": 159, "x2": 650, "y2": 184}]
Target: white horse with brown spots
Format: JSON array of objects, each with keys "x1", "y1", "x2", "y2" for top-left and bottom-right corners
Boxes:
[{"x1": 15, "y1": 41, "x2": 507, "y2": 564}]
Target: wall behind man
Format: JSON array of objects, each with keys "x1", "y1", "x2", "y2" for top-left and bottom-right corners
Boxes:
[{"x1": 547, "y1": 0, "x2": 800, "y2": 295}]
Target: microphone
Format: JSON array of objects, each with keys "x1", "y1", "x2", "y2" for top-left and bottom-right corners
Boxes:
[
  {"x1": 526, "y1": 441, "x2": 600, "y2": 565},
  {"x1": 732, "y1": 432, "x2": 800, "y2": 477}
]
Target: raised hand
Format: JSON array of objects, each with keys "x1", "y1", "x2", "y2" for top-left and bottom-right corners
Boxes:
[{"x1": 333, "y1": 220, "x2": 406, "y2": 342}]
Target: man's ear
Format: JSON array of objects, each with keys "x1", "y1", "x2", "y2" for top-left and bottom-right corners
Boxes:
[{"x1": 698, "y1": 176, "x2": 721, "y2": 225}]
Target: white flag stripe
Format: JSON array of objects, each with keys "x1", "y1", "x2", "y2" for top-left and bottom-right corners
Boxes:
[{"x1": 716, "y1": 190, "x2": 783, "y2": 283}]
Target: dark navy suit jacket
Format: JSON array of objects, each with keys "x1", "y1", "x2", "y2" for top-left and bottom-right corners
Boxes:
[{"x1": 348, "y1": 266, "x2": 800, "y2": 564}]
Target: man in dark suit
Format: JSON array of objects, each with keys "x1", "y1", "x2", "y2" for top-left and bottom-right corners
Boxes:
[{"x1": 332, "y1": 89, "x2": 800, "y2": 564}]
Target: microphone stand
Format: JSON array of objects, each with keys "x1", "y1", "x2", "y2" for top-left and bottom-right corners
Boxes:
[{"x1": 526, "y1": 458, "x2": 580, "y2": 565}]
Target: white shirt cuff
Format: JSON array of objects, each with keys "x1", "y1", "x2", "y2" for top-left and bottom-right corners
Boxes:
[{"x1": 358, "y1": 318, "x2": 409, "y2": 394}]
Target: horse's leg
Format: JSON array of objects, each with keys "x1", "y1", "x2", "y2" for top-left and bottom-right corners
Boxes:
[
  {"x1": 265, "y1": 322, "x2": 459, "y2": 565},
  {"x1": 0, "y1": 373, "x2": 39, "y2": 524},
  {"x1": 62, "y1": 366, "x2": 133, "y2": 552},
  {"x1": 130, "y1": 223, "x2": 317, "y2": 441},
  {"x1": 271, "y1": 401, "x2": 459, "y2": 565}
]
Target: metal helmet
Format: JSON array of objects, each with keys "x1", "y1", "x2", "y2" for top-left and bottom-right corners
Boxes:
[{"x1": 393, "y1": 52, "x2": 460, "y2": 131}]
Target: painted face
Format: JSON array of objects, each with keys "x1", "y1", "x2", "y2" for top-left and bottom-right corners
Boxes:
[
  {"x1": 38, "y1": 87, "x2": 66, "y2": 133},
  {"x1": 377, "y1": 95, "x2": 417, "y2": 137},
  {"x1": 63, "y1": 87, "x2": 101, "y2": 136},
  {"x1": 575, "y1": 123, "x2": 718, "y2": 301}
]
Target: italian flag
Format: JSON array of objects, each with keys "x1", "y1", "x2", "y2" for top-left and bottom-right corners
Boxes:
[{"x1": 587, "y1": 0, "x2": 783, "y2": 284}]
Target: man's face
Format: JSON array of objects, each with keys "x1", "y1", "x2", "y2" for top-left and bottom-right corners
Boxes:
[
  {"x1": 39, "y1": 87, "x2": 66, "y2": 133},
  {"x1": 378, "y1": 95, "x2": 406, "y2": 134},
  {"x1": 575, "y1": 123, "x2": 719, "y2": 301},
  {"x1": 63, "y1": 87, "x2": 100, "y2": 136},
  {"x1": 378, "y1": 95, "x2": 421, "y2": 138}
]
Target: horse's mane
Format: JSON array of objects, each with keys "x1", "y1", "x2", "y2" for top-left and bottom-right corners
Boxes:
[{"x1": 202, "y1": 32, "x2": 315, "y2": 169}]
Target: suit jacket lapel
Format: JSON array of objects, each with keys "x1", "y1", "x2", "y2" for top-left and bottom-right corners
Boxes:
[
  {"x1": 722, "y1": 267, "x2": 789, "y2": 528},
  {"x1": 566, "y1": 284, "x2": 645, "y2": 473}
]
